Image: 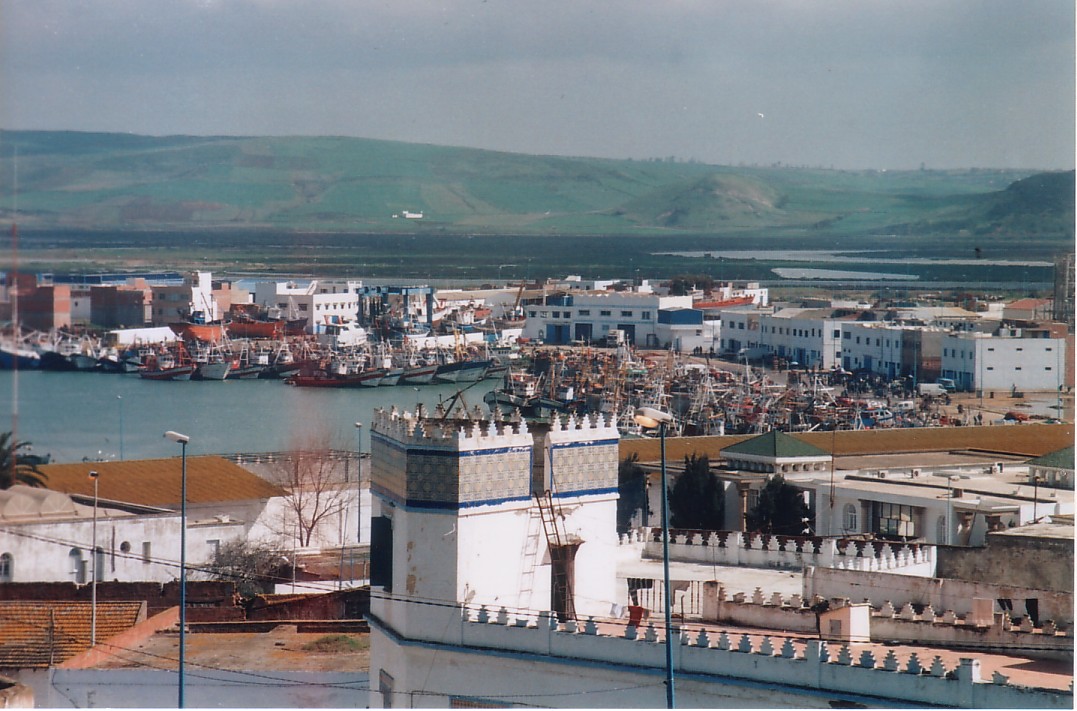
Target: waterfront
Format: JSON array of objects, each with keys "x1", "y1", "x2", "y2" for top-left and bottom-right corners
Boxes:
[{"x1": 0, "y1": 370, "x2": 494, "y2": 464}]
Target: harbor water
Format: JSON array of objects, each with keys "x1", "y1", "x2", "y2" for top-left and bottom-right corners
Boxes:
[{"x1": 0, "y1": 369, "x2": 495, "y2": 464}]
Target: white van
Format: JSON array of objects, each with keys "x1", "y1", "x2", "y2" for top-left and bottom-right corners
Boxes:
[{"x1": 918, "y1": 383, "x2": 947, "y2": 396}]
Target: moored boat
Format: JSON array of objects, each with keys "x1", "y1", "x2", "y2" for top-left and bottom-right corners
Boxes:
[
  {"x1": 435, "y1": 358, "x2": 491, "y2": 384},
  {"x1": 139, "y1": 347, "x2": 195, "y2": 381},
  {"x1": 285, "y1": 367, "x2": 387, "y2": 388},
  {"x1": 398, "y1": 362, "x2": 439, "y2": 385}
]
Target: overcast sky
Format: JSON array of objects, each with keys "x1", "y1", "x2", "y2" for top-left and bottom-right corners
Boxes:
[{"x1": 1, "y1": 0, "x2": 1073, "y2": 170}]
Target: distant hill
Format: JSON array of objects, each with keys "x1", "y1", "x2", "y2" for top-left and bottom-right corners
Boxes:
[
  {"x1": 889, "y1": 170, "x2": 1075, "y2": 239},
  {"x1": 0, "y1": 130, "x2": 1071, "y2": 244}
]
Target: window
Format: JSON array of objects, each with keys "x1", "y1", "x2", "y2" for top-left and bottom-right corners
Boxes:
[
  {"x1": 936, "y1": 515, "x2": 947, "y2": 544},
  {"x1": 600, "y1": 310, "x2": 612, "y2": 316},
  {"x1": 621, "y1": 310, "x2": 633, "y2": 317},
  {"x1": 207, "y1": 539, "x2": 221, "y2": 557},
  {"x1": 843, "y1": 504, "x2": 858, "y2": 532},
  {"x1": 642, "y1": 311, "x2": 652, "y2": 319},
  {"x1": 871, "y1": 502, "x2": 916, "y2": 539},
  {"x1": 142, "y1": 542, "x2": 152, "y2": 564},
  {"x1": 578, "y1": 309, "x2": 590, "y2": 316},
  {"x1": 0, "y1": 553, "x2": 12, "y2": 582},
  {"x1": 379, "y1": 670, "x2": 394, "y2": 708}
]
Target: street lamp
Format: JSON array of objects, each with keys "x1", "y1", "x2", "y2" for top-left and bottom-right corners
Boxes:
[
  {"x1": 117, "y1": 395, "x2": 125, "y2": 461},
  {"x1": 1032, "y1": 474, "x2": 1041, "y2": 523},
  {"x1": 945, "y1": 474, "x2": 957, "y2": 546},
  {"x1": 633, "y1": 406, "x2": 676, "y2": 709},
  {"x1": 163, "y1": 430, "x2": 190, "y2": 709},
  {"x1": 89, "y1": 470, "x2": 99, "y2": 646},
  {"x1": 355, "y1": 422, "x2": 363, "y2": 543}
]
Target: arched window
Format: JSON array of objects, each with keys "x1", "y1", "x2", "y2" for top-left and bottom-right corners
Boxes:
[
  {"x1": 0, "y1": 553, "x2": 12, "y2": 582},
  {"x1": 843, "y1": 504, "x2": 858, "y2": 533},
  {"x1": 69, "y1": 548, "x2": 86, "y2": 584},
  {"x1": 94, "y1": 547, "x2": 105, "y2": 582}
]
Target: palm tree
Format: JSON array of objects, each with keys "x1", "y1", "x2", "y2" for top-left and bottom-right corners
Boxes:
[{"x1": 0, "y1": 432, "x2": 48, "y2": 489}]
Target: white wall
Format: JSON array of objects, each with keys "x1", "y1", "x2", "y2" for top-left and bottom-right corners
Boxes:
[
  {"x1": 0, "y1": 513, "x2": 249, "y2": 584},
  {"x1": 367, "y1": 596, "x2": 1073, "y2": 709},
  {"x1": 28, "y1": 668, "x2": 366, "y2": 709}
]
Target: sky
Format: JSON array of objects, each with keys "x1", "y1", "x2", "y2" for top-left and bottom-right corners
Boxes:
[{"x1": 1, "y1": 0, "x2": 1074, "y2": 171}]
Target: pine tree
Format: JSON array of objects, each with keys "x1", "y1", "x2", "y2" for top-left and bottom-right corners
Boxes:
[
  {"x1": 746, "y1": 474, "x2": 810, "y2": 535},
  {"x1": 668, "y1": 454, "x2": 724, "y2": 530},
  {"x1": 617, "y1": 454, "x2": 648, "y2": 534}
]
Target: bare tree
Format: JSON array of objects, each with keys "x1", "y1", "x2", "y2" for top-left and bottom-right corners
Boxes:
[
  {"x1": 267, "y1": 430, "x2": 353, "y2": 548},
  {"x1": 196, "y1": 539, "x2": 287, "y2": 597}
]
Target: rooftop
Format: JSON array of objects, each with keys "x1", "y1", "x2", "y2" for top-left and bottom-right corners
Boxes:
[
  {"x1": 40, "y1": 456, "x2": 287, "y2": 508},
  {"x1": 0, "y1": 601, "x2": 145, "y2": 668}
]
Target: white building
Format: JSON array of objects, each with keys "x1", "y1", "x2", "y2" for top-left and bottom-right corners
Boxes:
[
  {"x1": 839, "y1": 321, "x2": 908, "y2": 377},
  {"x1": 940, "y1": 332, "x2": 1067, "y2": 393},
  {"x1": 523, "y1": 290, "x2": 692, "y2": 347},
  {"x1": 0, "y1": 486, "x2": 249, "y2": 584},
  {"x1": 252, "y1": 279, "x2": 362, "y2": 335},
  {"x1": 761, "y1": 307, "x2": 848, "y2": 369},
  {"x1": 365, "y1": 406, "x2": 1072, "y2": 708}
]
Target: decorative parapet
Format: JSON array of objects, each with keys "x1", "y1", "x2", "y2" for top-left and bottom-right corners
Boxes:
[
  {"x1": 627, "y1": 529, "x2": 936, "y2": 575},
  {"x1": 370, "y1": 406, "x2": 535, "y2": 509},
  {"x1": 544, "y1": 412, "x2": 619, "y2": 495},
  {"x1": 700, "y1": 584, "x2": 1074, "y2": 663},
  {"x1": 371, "y1": 594, "x2": 1071, "y2": 709}
]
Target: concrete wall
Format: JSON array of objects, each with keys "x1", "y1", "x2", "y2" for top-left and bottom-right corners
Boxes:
[
  {"x1": 22, "y1": 668, "x2": 366, "y2": 709},
  {"x1": 936, "y1": 532, "x2": 1074, "y2": 593},
  {"x1": 803, "y1": 566, "x2": 1074, "y2": 626}
]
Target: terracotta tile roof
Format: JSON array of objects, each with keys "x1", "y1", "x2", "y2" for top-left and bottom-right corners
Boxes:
[
  {"x1": 0, "y1": 600, "x2": 145, "y2": 668},
  {"x1": 39, "y1": 457, "x2": 287, "y2": 508}
]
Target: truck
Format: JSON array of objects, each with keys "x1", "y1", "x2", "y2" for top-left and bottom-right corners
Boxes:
[{"x1": 917, "y1": 383, "x2": 947, "y2": 396}]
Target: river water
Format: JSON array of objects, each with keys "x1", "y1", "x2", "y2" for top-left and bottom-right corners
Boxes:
[{"x1": 0, "y1": 370, "x2": 495, "y2": 464}]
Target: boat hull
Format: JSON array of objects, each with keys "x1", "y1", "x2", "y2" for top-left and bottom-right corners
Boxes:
[{"x1": 398, "y1": 364, "x2": 439, "y2": 385}]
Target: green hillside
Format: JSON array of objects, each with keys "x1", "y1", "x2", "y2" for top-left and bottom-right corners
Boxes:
[{"x1": 0, "y1": 131, "x2": 1071, "y2": 249}]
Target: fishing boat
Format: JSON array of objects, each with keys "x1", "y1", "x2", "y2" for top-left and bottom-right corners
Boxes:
[
  {"x1": 398, "y1": 362, "x2": 439, "y2": 385},
  {"x1": 169, "y1": 310, "x2": 226, "y2": 343},
  {"x1": 139, "y1": 346, "x2": 195, "y2": 381},
  {"x1": 97, "y1": 347, "x2": 142, "y2": 374},
  {"x1": 285, "y1": 367, "x2": 387, "y2": 388},
  {"x1": 434, "y1": 357, "x2": 491, "y2": 384},
  {"x1": 190, "y1": 343, "x2": 232, "y2": 381},
  {"x1": 0, "y1": 339, "x2": 41, "y2": 369}
]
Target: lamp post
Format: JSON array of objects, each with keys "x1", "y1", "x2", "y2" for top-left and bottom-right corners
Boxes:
[
  {"x1": 633, "y1": 406, "x2": 676, "y2": 709},
  {"x1": 945, "y1": 475, "x2": 956, "y2": 546},
  {"x1": 1032, "y1": 474, "x2": 1040, "y2": 523},
  {"x1": 355, "y1": 422, "x2": 363, "y2": 543},
  {"x1": 117, "y1": 395, "x2": 125, "y2": 461},
  {"x1": 89, "y1": 470, "x2": 99, "y2": 646},
  {"x1": 163, "y1": 431, "x2": 189, "y2": 709}
]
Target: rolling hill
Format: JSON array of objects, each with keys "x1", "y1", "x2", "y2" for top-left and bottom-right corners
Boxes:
[{"x1": 0, "y1": 130, "x2": 1071, "y2": 246}]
